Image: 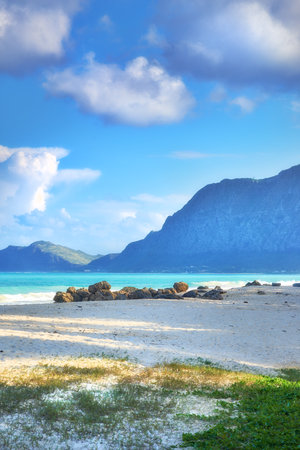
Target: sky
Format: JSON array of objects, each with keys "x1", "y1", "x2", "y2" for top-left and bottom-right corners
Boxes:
[{"x1": 0, "y1": 0, "x2": 300, "y2": 254}]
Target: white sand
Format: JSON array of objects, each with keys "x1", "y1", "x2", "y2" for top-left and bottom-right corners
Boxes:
[{"x1": 0, "y1": 286, "x2": 299, "y2": 374}]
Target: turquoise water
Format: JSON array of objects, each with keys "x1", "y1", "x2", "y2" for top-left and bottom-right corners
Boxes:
[{"x1": 1, "y1": 272, "x2": 300, "y2": 305}]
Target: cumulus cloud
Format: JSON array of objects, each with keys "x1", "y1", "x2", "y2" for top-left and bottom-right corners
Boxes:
[
  {"x1": 0, "y1": 145, "x2": 100, "y2": 226},
  {"x1": 230, "y1": 96, "x2": 256, "y2": 113},
  {"x1": 157, "y1": 0, "x2": 300, "y2": 88},
  {"x1": 0, "y1": 0, "x2": 81, "y2": 74},
  {"x1": 0, "y1": 146, "x2": 60, "y2": 225},
  {"x1": 44, "y1": 54, "x2": 195, "y2": 126}
]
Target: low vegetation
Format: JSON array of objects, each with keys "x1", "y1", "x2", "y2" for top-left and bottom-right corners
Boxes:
[{"x1": 0, "y1": 357, "x2": 299, "y2": 449}]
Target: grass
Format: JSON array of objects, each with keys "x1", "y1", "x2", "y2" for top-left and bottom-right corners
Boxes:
[
  {"x1": 182, "y1": 376, "x2": 300, "y2": 449},
  {"x1": 0, "y1": 357, "x2": 299, "y2": 449}
]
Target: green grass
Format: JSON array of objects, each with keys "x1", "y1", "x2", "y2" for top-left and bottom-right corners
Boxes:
[
  {"x1": 0, "y1": 357, "x2": 299, "y2": 449},
  {"x1": 182, "y1": 375, "x2": 300, "y2": 449}
]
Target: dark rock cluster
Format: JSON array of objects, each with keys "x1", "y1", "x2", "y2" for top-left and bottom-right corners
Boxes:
[
  {"x1": 245, "y1": 280, "x2": 262, "y2": 287},
  {"x1": 53, "y1": 281, "x2": 227, "y2": 303}
]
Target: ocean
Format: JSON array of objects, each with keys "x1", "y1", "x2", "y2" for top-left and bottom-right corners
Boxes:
[{"x1": 1, "y1": 272, "x2": 300, "y2": 305}]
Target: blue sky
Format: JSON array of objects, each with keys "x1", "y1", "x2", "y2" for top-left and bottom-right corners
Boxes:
[{"x1": 0, "y1": 0, "x2": 300, "y2": 254}]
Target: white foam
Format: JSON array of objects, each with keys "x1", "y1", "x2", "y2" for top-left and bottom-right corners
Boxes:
[
  {"x1": 190, "y1": 279, "x2": 298, "y2": 289},
  {"x1": 0, "y1": 291, "x2": 55, "y2": 306}
]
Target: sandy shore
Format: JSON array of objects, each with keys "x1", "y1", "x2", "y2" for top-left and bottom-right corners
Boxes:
[{"x1": 0, "y1": 286, "x2": 299, "y2": 374}]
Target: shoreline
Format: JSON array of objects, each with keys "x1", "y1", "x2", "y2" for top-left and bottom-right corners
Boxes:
[{"x1": 0, "y1": 285, "x2": 299, "y2": 374}]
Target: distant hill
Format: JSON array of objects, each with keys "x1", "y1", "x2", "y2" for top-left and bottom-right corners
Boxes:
[
  {"x1": 0, "y1": 241, "x2": 100, "y2": 272},
  {"x1": 88, "y1": 164, "x2": 300, "y2": 273}
]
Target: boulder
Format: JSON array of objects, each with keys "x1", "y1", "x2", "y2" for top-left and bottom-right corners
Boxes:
[
  {"x1": 76, "y1": 288, "x2": 90, "y2": 299},
  {"x1": 88, "y1": 281, "x2": 111, "y2": 293},
  {"x1": 257, "y1": 290, "x2": 266, "y2": 295},
  {"x1": 197, "y1": 286, "x2": 209, "y2": 291},
  {"x1": 154, "y1": 293, "x2": 180, "y2": 299},
  {"x1": 72, "y1": 293, "x2": 82, "y2": 302},
  {"x1": 149, "y1": 288, "x2": 158, "y2": 297},
  {"x1": 182, "y1": 290, "x2": 202, "y2": 298},
  {"x1": 100, "y1": 289, "x2": 115, "y2": 300},
  {"x1": 114, "y1": 292, "x2": 128, "y2": 300},
  {"x1": 272, "y1": 282, "x2": 281, "y2": 287},
  {"x1": 202, "y1": 289, "x2": 224, "y2": 300},
  {"x1": 89, "y1": 289, "x2": 116, "y2": 301},
  {"x1": 173, "y1": 282, "x2": 189, "y2": 293},
  {"x1": 128, "y1": 288, "x2": 152, "y2": 299},
  {"x1": 54, "y1": 292, "x2": 74, "y2": 303},
  {"x1": 156, "y1": 288, "x2": 176, "y2": 297},
  {"x1": 119, "y1": 286, "x2": 138, "y2": 295},
  {"x1": 67, "y1": 286, "x2": 76, "y2": 294},
  {"x1": 293, "y1": 283, "x2": 300, "y2": 287},
  {"x1": 245, "y1": 280, "x2": 261, "y2": 287}
]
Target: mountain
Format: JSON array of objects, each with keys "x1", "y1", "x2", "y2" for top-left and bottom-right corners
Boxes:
[
  {"x1": 0, "y1": 241, "x2": 101, "y2": 272},
  {"x1": 89, "y1": 164, "x2": 300, "y2": 273}
]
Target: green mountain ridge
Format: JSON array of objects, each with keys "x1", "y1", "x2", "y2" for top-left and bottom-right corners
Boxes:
[
  {"x1": 0, "y1": 241, "x2": 101, "y2": 272},
  {"x1": 31, "y1": 241, "x2": 100, "y2": 266}
]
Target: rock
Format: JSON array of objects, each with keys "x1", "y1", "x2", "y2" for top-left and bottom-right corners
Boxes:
[
  {"x1": 197, "y1": 286, "x2": 209, "y2": 290},
  {"x1": 154, "y1": 293, "x2": 181, "y2": 299},
  {"x1": 88, "y1": 281, "x2": 111, "y2": 293},
  {"x1": 173, "y1": 282, "x2": 189, "y2": 293},
  {"x1": 128, "y1": 288, "x2": 152, "y2": 299},
  {"x1": 202, "y1": 289, "x2": 224, "y2": 300},
  {"x1": 119, "y1": 286, "x2": 138, "y2": 295},
  {"x1": 67, "y1": 286, "x2": 76, "y2": 294},
  {"x1": 293, "y1": 283, "x2": 300, "y2": 287},
  {"x1": 156, "y1": 288, "x2": 176, "y2": 297},
  {"x1": 100, "y1": 290, "x2": 115, "y2": 300},
  {"x1": 149, "y1": 288, "x2": 158, "y2": 297},
  {"x1": 272, "y1": 282, "x2": 281, "y2": 287},
  {"x1": 182, "y1": 290, "x2": 202, "y2": 298},
  {"x1": 245, "y1": 280, "x2": 261, "y2": 287},
  {"x1": 76, "y1": 288, "x2": 90, "y2": 298},
  {"x1": 53, "y1": 292, "x2": 74, "y2": 303},
  {"x1": 89, "y1": 290, "x2": 116, "y2": 301},
  {"x1": 257, "y1": 290, "x2": 266, "y2": 295},
  {"x1": 114, "y1": 292, "x2": 128, "y2": 300},
  {"x1": 88, "y1": 293, "x2": 102, "y2": 301}
]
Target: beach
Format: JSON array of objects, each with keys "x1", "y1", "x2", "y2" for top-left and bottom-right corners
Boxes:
[{"x1": 0, "y1": 285, "x2": 299, "y2": 374}]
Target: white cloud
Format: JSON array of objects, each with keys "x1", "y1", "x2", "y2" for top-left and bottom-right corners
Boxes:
[
  {"x1": 0, "y1": 145, "x2": 100, "y2": 227},
  {"x1": 158, "y1": 0, "x2": 300, "y2": 88},
  {"x1": 60, "y1": 208, "x2": 71, "y2": 220},
  {"x1": 99, "y1": 14, "x2": 113, "y2": 30},
  {"x1": 144, "y1": 25, "x2": 167, "y2": 48},
  {"x1": 56, "y1": 168, "x2": 101, "y2": 183},
  {"x1": 44, "y1": 54, "x2": 195, "y2": 126},
  {"x1": 131, "y1": 193, "x2": 164, "y2": 203},
  {"x1": 0, "y1": 145, "x2": 68, "y2": 162},
  {"x1": 170, "y1": 151, "x2": 212, "y2": 159},
  {"x1": 0, "y1": 0, "x2": 81, "y2": 74},
  {"x1": 0, "y1": 147, "x2": 60, "y2": 224},
  {"x1": 119, "y1": 211, "x2": 137, "y2": 220},
  {"x1": 230, "y1": 96, "x2": 256, "y2": 114}
]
